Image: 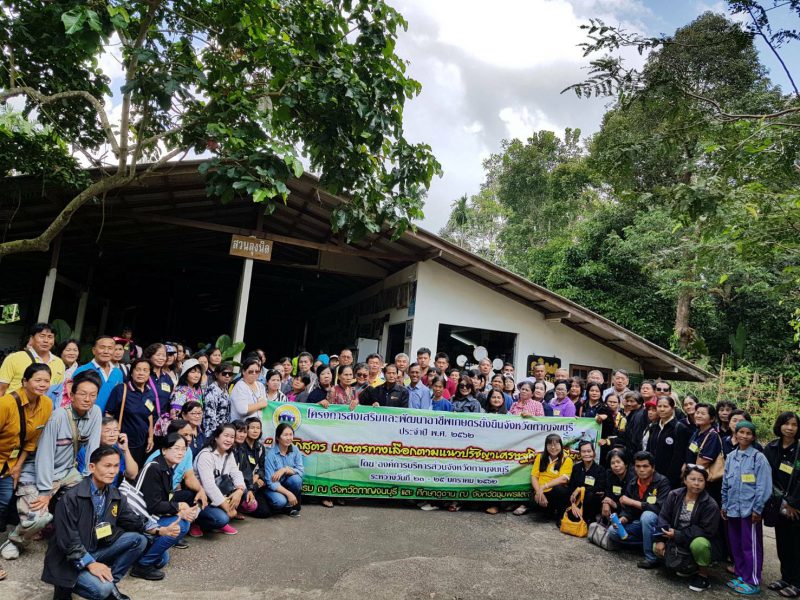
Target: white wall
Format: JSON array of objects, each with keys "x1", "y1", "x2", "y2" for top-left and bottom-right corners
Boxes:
[{"x1": 411, "y1": 260, "x2": 640, "y2": 377}]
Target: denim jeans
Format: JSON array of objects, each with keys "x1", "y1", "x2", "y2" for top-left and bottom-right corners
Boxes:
[
  {"x1": 265, "y1": 474, "x2": 303, "y2": 513},
  {"x1": 136, "y1": 516, "x2": 189, "y2": 567},
  {"x1": 195, "y1": 505, "x2": 229, "y2": 530},
  {"x1": 608, "y1": 510, "x2": 659, "y2": 562},
  {"x1": 0, "y1": 476, "x2": 14, "y2": 529},
  {"x1": 72, "y1": 532, "x2": 147, "y2": 600}
]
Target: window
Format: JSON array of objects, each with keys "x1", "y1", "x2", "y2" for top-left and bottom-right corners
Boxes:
[
  {"x1": 436, "y1": 324, "x2": 516, "y2": 371},
  {"x1": 570, "y1": 364, "x2": 612, "y2": 383}
]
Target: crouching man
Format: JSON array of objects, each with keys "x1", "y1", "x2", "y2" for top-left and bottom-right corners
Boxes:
[{"x1": 42, "y1": 446, "x2": 163, "y2": 600}]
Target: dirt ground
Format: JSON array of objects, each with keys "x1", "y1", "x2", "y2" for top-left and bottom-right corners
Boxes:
[{"x1": 1, "y1": 501, "x2": 783, "y2": 600}]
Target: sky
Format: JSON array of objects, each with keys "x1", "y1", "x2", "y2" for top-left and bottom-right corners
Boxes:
[{"x1": 387, "y1": 0, "x2": 800, "y2": 233}]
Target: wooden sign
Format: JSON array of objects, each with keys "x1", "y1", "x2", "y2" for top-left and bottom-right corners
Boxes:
[{"x1": 229, "y1": 235, "x2": 272, "y2": 262}]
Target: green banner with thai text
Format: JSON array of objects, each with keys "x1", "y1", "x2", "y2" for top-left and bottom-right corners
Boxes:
[{"x1": 263, "y1": 402, "x2": 601, "y2": 501}]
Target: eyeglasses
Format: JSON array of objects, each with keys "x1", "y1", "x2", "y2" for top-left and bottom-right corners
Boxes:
[
  {"x1": 187, "y1": 410, "x2": 203, "y2": 416},
  {"x1": 686, "y1": 463, "x2": 707, "y2": 471},
  {"x1": 246, "y1": 369, "x2": 260, "y2": 375},
  {"x1": 220, "y1": 371, "x2": 234, "y2": 377},
  {"x1": 356, "y1": 373, "x2": 368, "y2": 378}
]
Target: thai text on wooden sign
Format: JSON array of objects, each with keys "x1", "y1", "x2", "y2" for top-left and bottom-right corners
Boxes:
[{"x1": 229, "y1": 235, "x2": 272, "y2": 261}]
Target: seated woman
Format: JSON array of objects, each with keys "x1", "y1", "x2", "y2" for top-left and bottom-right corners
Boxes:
[
  {"x1": 194, "y1": 423, "x2": 247, "y2": 535},
  {"x1": 180, "y1": 401, "x2": 205, "y2": 457},
  {"x1": 566, "y1": 440, "x2": 606, "y2": 526},
  {"x1": 601, "y1": 448, "x2": 632, "y2": 523},
  {"x1": 234, "y1": 417, "x2": 271, "y2": 517},
  {"x1": 654, "y1": 464, "x2": 721, "y2": 593},
  {"x1": 134, "y1": 433, "x2": 198, "y2": 580},
  {"x1": 264, "y1": 423, "x2": 304, "y2": 517},
  {"x1": 524, "y1": 433, "x2": 573, "y2": 520}
]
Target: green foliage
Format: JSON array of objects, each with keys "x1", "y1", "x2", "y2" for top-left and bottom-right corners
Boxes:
[
  {"x1": 214, "y1": 334, "x2": 245, "y2": 362},
  {"x1": 0, "y1": 0, "x2": 441, "y2": 255},
  {"x1": 50, "y1": 318, "x2": 75, "y2": 344}
]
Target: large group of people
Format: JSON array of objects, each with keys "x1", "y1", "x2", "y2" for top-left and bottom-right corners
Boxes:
[{"x1": 0, "y1": 322, "x2": 797, "y2": 599}]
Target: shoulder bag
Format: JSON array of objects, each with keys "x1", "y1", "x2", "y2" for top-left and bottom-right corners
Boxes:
[
  {"x1": 588, "y1": 521, "x2": 614, "y2": 550},
  {"x1": 560, "y1": 487, "x2": 589, "y2": 538},
  {"x1": 698, "y1": 430, "x2": 725, "y2": 482}
]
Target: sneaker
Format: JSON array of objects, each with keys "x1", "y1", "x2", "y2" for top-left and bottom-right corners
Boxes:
[
  {"x1": 733, "y1": 583, "x2": 761, "y2": 596},
  {"x1": 0, "y1": 540, "x2": 19, "y2": 560},
  {"x1": 215, "y1": 524, "x2": 238, "y2": 535},
  {"x1": 188, "y1": 524, "x2": 203, "y2": 538},
  {"x1": 637, "y1": 560, "x2": 659, "y2": 569},
  {"x1": 53, "y1": 586, "x2": 73, "y2": 600},
  {"x1": 174, "y1": 539, "x2": 189, "y2": 549},
  {"x1": 419, "y1": 503, "x2": 439, "y2": 511},
  {"x1": 689, "y1": 575, "x2": 711, "y2": 592},
  {"x1": 727, "y1": 577, "x2": 744, "y2": 589},
  {"x1": 130, "y1": 565, "x2": 165, "y2": 581},
  {"x1": 288, "y1": 509, "x2": 300, "y2": 518}
]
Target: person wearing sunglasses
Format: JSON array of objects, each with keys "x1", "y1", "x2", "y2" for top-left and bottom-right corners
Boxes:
[
  {"x1": 654, "y1": 464, "x2": 722, "y2": 592},
  {"x1": 203, "y1": 363, "x2": 234, "y2": 435},
  {"x1": 450, "y1": 377, "x2": 482, "y2": 413},
  {"x1": 230, "y1": 358, "x2": 268, "y2": 426},
  {"x1": 352, "y1": 363, "x2": 370, "y2": 400}
]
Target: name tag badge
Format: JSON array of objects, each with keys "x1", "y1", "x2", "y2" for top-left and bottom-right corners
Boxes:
[
  {"x1": 647, "y1": 496, "x2": 658, "y2": 504},
  {"x1": 779, "y1": 462, "x2": 794, "y2": 475},
  {"x1": 585, "y1": 476, "x2": 595, "y2": 486},
  {"x1": 95, "y1": 522, "x2": 112, "y2": 540},
  {"x1": 145, "y1": 400, "x2": 154, "y2": 412},
  {"x1": 742, "y1": 473, "x2": 756, "y2": 484},
  {"x1": 161, "y1": 383, "x2": 171, "y2": 392},
  {"x1": 686, "y1": 501, "x2": 695, "y2": 511},
  {"x1": 9, "y1": 448, "x2": 20, "y2": 459},
  {"x1": 612, "y1": 485, "x2": 622, "y2": 495},
  {"x1": 553, "y1": 409, "x2": 560, "y2": 416},
  {"x1": 689, "y1": 442, "x2": 699, "y2": 453},
  {"x1": 248, "y1": 456, "x2": 256, "y2": 464}
]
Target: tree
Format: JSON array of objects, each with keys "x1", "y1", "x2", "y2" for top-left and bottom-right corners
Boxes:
[
  {"x1": 439, "y1": 189, "x2": 507, "y2": 263},
  {"x1": 0, "y1": 0, "x2": 441, "y2": 256}
]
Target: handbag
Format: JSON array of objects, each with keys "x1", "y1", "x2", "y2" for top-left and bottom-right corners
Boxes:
[
  {"x1": 151, "y1": 379, "x2": 172, "y2": 437},
  {"x1": 665, "y1": 541, "x2": 696, "y2": 573},
  {"x1": 698, "y1": 430, "x2": 725, "y2": 482},
  {"x1": 588, "y1": 521, "x2": 615, "y2": 550},
  {"x1": 560, "y1": 487, "x2": 589, "y2": 538},
  {"x1": 118, "y1": 384, "x2": 128, "y2": 430},
  {"x1": 120, "y1": 461, "x2": 157, "y2": 522},
  {"x1": 199, "y1": 449, "x2": 237, "y2": 496}
]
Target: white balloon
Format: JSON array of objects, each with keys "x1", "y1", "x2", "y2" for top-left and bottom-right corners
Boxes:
[
  {"x1": 474, "y1": 346, "x2": 488, "y2": 361},
  {"x1": 456, "y1": 354, "x2": 468, "y2": 367},
  {"x1": 492, "y1": 358, "x2": 503, "y2": 371}
]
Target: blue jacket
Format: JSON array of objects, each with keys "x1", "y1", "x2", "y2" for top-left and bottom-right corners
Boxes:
[
  {"x1": 264, "y1": 443, "x2": 305, "y2": 491},
  {"x1": 722, "y1": 445, "x2": 772, "y2": 518}
]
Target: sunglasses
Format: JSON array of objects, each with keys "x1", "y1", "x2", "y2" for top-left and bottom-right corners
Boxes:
[
  {"x1": 656, "y1": 387, "x2": 670, "y2": 392},
  {"x1": 220, "y1": 372, "x2": 234, "y2": 377},
  {"x1": 686, "y1": 463, "x2": 707, "y2": 471},
  {"x1": 356, "y1": 373, "x2": 368, "y2": 378},
  {"x1": 458, "y1": 383, "x2": 470, "y2": 388}
]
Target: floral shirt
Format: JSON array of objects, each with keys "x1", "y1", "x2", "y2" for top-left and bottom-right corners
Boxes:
[
  {"x1": 203, "y1": 382, "x2": 231, "y2": 434},
  {"x1": 170, "y1": 385, "x2": 204, "y2": 418}
]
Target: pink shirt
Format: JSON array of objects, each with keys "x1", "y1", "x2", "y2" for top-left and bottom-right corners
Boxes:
[{"x1": 509, "y1": 398, "x2": 544, "y2": 416}]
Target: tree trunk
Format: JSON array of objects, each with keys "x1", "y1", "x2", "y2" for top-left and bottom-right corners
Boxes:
[{"x1": 674, "y1": 288, "x2": 693, "y2": 353}]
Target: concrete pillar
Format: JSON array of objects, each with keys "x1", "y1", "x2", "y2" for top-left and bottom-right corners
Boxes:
[
  {"x1": 37, "y1": 235, "x2": 62, "y2": 323},
  {"x1": 74, "y1": 290, "x2": 89, "y2": 339},
  {"x1": 98, "y1": 300, "x2": 110, "y2": 336},
  {"x1": 232, "y1": 258, "x2": 253, "y2": 364}
]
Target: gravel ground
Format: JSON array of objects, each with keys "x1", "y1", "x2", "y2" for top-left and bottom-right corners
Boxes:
[{"x1": 0, "y1": 501, "x2": 782, "y2": 600}]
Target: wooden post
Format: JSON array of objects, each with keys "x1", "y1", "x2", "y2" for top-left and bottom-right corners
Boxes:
[
  {"x1": 74, "y1": 290, "x2": 89, "y2": 339},
  {"x1": 37, "y1": 234, "x2": 62, "y2": 323},
  {"x1": 232, "y1": 258, "x2": 253, "y2": 365},
  {"x1": 716, "y1": 354, "x2": 726, "y2": 404}
]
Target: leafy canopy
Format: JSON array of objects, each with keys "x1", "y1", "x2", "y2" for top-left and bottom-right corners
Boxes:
[{"x1": 0, "y1": 0, "x2": 441, "y2": 255}]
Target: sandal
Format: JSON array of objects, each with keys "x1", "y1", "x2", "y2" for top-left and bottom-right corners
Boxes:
[
  {"x1": 485, "y1": 506, "x2": 500, "y2": 515},
  {"x1": 512, "y1": 505, "x2": 528, "y2": 516},
  {"x1": 321, "y1": 500, "x2": 334, "y2": 508},
  {"x1": 779, "y1": 586, "x2": 800, "y2": 599},
  {"x1": 770, "y1": 581, "x2": 791, "y2": 592},
  {"x1": 447, "y1": 503, "x2": 461, "y2": 512},
  {"x1": 0, "y1": 568, "x2": 6, "y2": 581},
  {"x1": 732, "y1": 582, "x2": 761, "y2": 595}
]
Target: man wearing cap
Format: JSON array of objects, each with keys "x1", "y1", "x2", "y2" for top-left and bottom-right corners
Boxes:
[{"x1": 71, "y1": 336, "x2": 123, "y2": 413}]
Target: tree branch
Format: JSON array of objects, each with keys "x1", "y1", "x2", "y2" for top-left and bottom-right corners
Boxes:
[
  {"x1": 0, "y1": 87, "x2": 120, "y2": 155},
  {"x1": 744, "y1": 4, "x2": 799, "y2": 97},
  {"x1": 683, "y1": 90, "x2": 800, "y2": 121},
  {"x1": 0, "y1": 174, "x2": 134, "y2": 257},
  {"x1": 118, "y1": 2, "x2": 162, "y2": 172}
]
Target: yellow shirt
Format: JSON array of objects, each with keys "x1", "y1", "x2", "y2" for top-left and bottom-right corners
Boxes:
[
  {"x1": 0, "y1": 388, "x2": 53, "y2": 473},
  {"x1": 531, "y1": 453, "x2": 574, "y2": 491},
  {"x1": 0, "y1": 349, "x2": 65, "y2": 393}
]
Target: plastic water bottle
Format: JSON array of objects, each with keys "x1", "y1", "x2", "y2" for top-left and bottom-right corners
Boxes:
[{"x1": 610, "y1": 512, "x2": 628, "y2": 540}]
